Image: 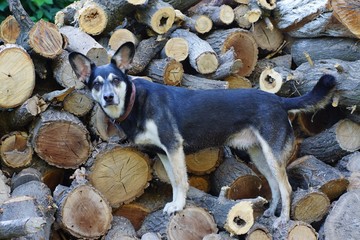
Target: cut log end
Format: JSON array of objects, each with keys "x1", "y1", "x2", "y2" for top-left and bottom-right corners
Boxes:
[
  {"x1": 259, "y1": 68, "x2": 283, "y2": 93},
  {"x1": 78, "y1": 3, "x2": 108, "y2": 36},
  {"x1": 164, "y1": 37, "x2": 189, "y2": 61},
  {"x1": 167, "y1": 206, "x2": 218, "y2": 240},
  {"x1": 0, "y1": 44, "x2": 35, "y2": 108},
  {"x1": 197, "y1": 52, "x2": 219, "y2": 74},
  {"x1": 0, "y1": 15, "x2": 20, "y2": 44},
  {"x1": 194, "y1": 15, "x2": 213, "y2": 34},
  {"x1": 150, "y1": 7, "x2": 175, "y2": 34},
  {"x1": 28, "y1": 20, "x2": 63, "y2": 59},
  {"x1": 220, "y1": 5, "x2": 235, "y2": 25},
  {"x1": 88, "y1": 146, "x2": 151, "y2": 207},
  {"x1": 335, "y1": 119, "x2": 360, "y2": 151}
]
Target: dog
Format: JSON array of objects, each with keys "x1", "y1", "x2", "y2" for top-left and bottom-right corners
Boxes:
[{"x1": 69, "y1": 42, "x2": 336, "y2": 226}]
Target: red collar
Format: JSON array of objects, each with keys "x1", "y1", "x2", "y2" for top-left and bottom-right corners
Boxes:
[{"x1": 116, "y1": 82, "x2": 136, "y2": 122}]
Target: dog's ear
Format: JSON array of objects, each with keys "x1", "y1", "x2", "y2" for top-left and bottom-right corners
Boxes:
[
  {"x1": 111, "y1": 42, "x2": 135, "y2": 72},
  {"x1": 69, "y1": 52, "x2": 94, "y2": 84}
]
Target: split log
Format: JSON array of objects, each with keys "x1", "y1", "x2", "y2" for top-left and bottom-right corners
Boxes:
[
  {"x1": 77, "y1": 0, "x2": 135, "y2": 36},
  {"x1": 331, "y1": 0, "x2": 360, "y2": 38},
  {"x1": 135, "y1": 0, "x2": 175, "y2": 34},
  {"x1": 175, "y1": 10, "x2": 213, "y2": 34},
  {"x1": 299, "y1": 120, "x2": 360, "y2": 164},
  {"x1": 0, "y1": 15, "x2": 20, "y2": 44},
  {"x1": 144, "y1": 58, "x2": 183, "y2": 86},
  {"x1": 161, "y1": 37, "x2": 189, "y2": 61},
  {"x1": 291, "y1": 37, "x2": 360, "y2": 66},
  {"x1": 251, "y1": 19, "x2": 284, "y2": 52},
  {"x1": 187, "y1": 187, "x2": 267, "y2": 235},
  {"x1": 31, "y1": 109, "x2": 92, "y2": 169},
  {"x1": 0, "y1": 170, "x2": 10, "y2": 204},
  {"x1": 323, "y1": 189, "x2": 360, "y2": 240},
  {"x1": 87, "y1": 143, "x2": 151, "y2": 207},
  {"x1": 0, "y1": 44, "x2": 35, "y2": 109},
  {"x1": 274, "y1": 0, "x2": 330, "y2": 31},
  {"x1": 192, "y1": 4, "x2": 234, "y2": 26},
  {"x1": 128, "y1": 36, "x2": 168, "y2": 75},
  {"x1": 63, "y1": 89, "x2": 94, "y2": 117},
  {"x1": 0, "y1": 131, "x2": 33, "y2": 169},
  {"x1": 108, "y1": 28, "x2": 139, "y2": 54},
  {"x1": 0, "y1": 196, "x2": 47, "y2": 239},
  {"x1": 52, "y1": 50, "x2": 85, "y2": 89},
  {"x1": 171, "y1": 29, "x2": 219, "y2": 74},
  {"x1": 0, "y1": 217, "x2": 46, "y2": 239},
  {"x1": 137, "y1": 206, "x2": 218, "y2": 239},
  {"x1": 181, "y1": 73, "x2": 228, "y2": 90},
  {"x1": 89, "y1": 104, "x2": 126, "y2": 141},
  {"x1": 211, "y1": 148, "x2": 262, "y2": 200},
  {"x1": 205, "y1": 28, "x2": 258, "y2": 77},
  {"x1": 288, "y1": 12, "x2": 356, "y2": 38},
  {"x1": 59, "y1": 26, "x2": 108, "y2": 66},
  {"x1": 53, "y1": 178, "x2": 112, "y2": 239},
  {"x1": 290, "y1": 188, "x2": 330, "y2": 223},
  {"x1": 105, "y1": 216, "x2": 138, "y2": 240},
  {"x1": 185, "y1": 147, "x2": 223, "y2": 175},
  {"x1": 288, "y1": 155, "x2": 349, "y2": 200}
]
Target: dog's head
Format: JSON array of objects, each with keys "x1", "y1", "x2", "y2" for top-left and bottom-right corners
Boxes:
[{"x1": 69, "y1": 42, "x2": 135, "y2": 119}]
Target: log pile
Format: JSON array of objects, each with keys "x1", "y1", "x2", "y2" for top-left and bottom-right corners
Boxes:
[{"x1": 0, "y1": 0, "x2": 360, "y2": 239}]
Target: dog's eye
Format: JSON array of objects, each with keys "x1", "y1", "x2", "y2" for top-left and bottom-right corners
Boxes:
[
  {"x1": 112, "y1": 77, "x2": 121, "y2": 85},
  {"x1": 93, "y1": 81, "x2": 102, "y2": 90}
]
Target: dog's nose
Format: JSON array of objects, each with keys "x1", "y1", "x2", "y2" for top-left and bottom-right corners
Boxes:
[{"x1": 103, "y1": 94, "x2": 114, "y2": 103}]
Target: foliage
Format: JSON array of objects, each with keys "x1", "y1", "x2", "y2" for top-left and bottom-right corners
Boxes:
[{"x1": 0, "y1": 0, "x2": 75, "y2": 23}]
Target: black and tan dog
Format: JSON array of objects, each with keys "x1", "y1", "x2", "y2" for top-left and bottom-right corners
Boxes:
[{"x1": 69, "y1": 42, "x2": 336, "y2": 226}]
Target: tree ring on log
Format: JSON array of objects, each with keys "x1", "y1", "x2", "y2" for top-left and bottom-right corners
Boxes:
[
  {"x1": 335, "y1": 119, "x2": 360, "y2": 152},
  {"x1": 0, "y1": 44, "x2": 35, "y2": 108},
  {"x1": 288, "y1": 225, "x2": 317, "y2": 240},
  {"x1": 61, "y1": 184, "x2": 112, "y2": 238},
  {"x1": 0, "y1": 15, "x2": 20, "y2": 44},
  {"x1": 221, "y1": 31, "x2": 258, "y2": 77},
  {"x1": 225, "y1": 201, "x2": 254, "y2": 235},
  {"x1": 220, "y1": 5, "x2": 235, "y2": 25},
  {"x1": 194, "y1": 15, "x2": 213, "y2": 34},
  {"x1": 164, "y1": 37, "x2": 189, "y2": 62},
  {"x1": 150, "y1": 7, "x2": 175, "y2": 34},
  {"x1": 88, "y1": 146, "x2": 151, "y2": 207},
  {"x1": 78, "y1": 2, "x2": 108, "y2": 36},
  {"x1": 197, "y1": 52, "x2": 219, "y2": 74}
]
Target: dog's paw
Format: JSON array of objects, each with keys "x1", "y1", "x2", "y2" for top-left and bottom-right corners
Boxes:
[
  {"x1": 263, "y1": 208, "x2": 275, "y2": 218},
  {"x1": 163, "y1": 201, "x2": 185, "y2": 215}
]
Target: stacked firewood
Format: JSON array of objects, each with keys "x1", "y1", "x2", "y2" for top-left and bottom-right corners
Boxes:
[{"x1": 0, "y1": 0, "x2": 359, "y2": 239}]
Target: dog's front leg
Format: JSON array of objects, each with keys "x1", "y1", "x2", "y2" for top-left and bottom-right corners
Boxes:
[{"x1": 158, "y1": 147, "x2": 189, "y2": 215}]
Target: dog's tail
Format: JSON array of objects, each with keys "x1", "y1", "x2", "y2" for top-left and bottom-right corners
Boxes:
[{"x1": 282, "y1": 74, "x2": 336, "y2": 112}]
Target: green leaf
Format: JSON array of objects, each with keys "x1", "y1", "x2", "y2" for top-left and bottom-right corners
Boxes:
[{"x1": 0, "y1": 1, "x2": 9, "y2": 11}]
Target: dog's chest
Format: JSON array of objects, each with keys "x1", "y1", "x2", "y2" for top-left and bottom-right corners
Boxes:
[{"x1": 133, "y1": 119, "x2": 165, "y2": 150}]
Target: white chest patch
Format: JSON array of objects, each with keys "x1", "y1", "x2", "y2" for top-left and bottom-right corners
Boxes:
[{"x1": 134, "y1": 120, "x2": 165, "y2": 150}]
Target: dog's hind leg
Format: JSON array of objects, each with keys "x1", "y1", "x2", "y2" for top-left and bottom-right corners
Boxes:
[
  {"x1": 248, "y1": 146, "x2": 280, "y2": 217},
  {"x1": 158, "y1": 146, "x2": 189, "y2": 215},
  {"x1": 250, "y1": 133, "x2": 292, "y2": 227}
]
